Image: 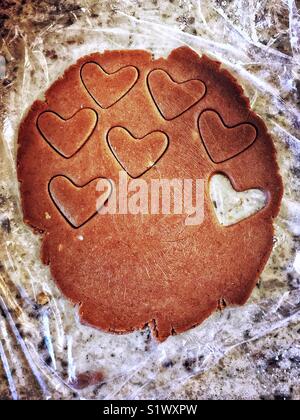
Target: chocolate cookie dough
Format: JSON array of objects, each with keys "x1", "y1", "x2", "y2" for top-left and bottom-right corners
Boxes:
[{"x1": 17, "y1": 47, "x2": 283, "y2": 341}]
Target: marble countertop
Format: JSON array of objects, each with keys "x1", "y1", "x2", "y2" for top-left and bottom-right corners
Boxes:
[{"x1": 0, "y1": 0, "x2": 299, "y2": 400}]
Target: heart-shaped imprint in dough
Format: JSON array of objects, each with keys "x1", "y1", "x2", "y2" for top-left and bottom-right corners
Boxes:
[
  {"x1": 210, "y1": 174, "x2": 267, "y2": 226},
  {"x1": 199, "y1": 110, "x2": 257, "y2": 163},
  {"x1": 49, "y1": 176, "x2": 112, "y2": 228},
  {"x1": 107, "y1": 127, "x2": 169, "y2": 178},
  {"x1": 81, "y1": 63, "x2": 139, "y2": 109},
  {"x1": 148, "y1": 69, "x2": 206, "y2": 120},
  {"x1": 38, "y1": 109, "x2": 98, "y2": 158}
]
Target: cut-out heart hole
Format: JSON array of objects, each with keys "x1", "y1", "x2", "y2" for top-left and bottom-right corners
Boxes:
[
  {"x1": 81, "y1": 63, "x2": 139, "y2": 109},
  {"x1": 148, "y1": 69, "x2": 206, "y2": 120},
  {"x1": 107, "y1": 127, "x2": 169, "y2": 178},
  {"x1": 210, "y1": 174, "x2": 267, "y2": 226},
  {"x1": 38, "y1": 109, "x2": 98, "y2": 158},
  {"x1": 199, "y1": 110, "x2": 257, "y2": 163},
  {"x1": 49, "y1": 176, "x2": 112, "y2": 228}
]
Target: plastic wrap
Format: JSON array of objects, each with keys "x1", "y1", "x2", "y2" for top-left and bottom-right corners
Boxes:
[{"x1": 0, "y1": 0, "x2": 299, "y2": 400}]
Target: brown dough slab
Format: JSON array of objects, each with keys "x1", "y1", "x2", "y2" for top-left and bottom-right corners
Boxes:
[{"x1": 17, "y1": 47, "x2": 283, "y2": 341}]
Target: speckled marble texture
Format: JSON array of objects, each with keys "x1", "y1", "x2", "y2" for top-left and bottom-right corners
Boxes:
[{"x1": 0, "y1": 0, "x2": 300, "y2": 400}]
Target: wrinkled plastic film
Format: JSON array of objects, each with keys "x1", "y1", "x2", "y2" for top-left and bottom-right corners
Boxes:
[{"x1": 0, "y1": 0, "x2": 299, "y2": 399}]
